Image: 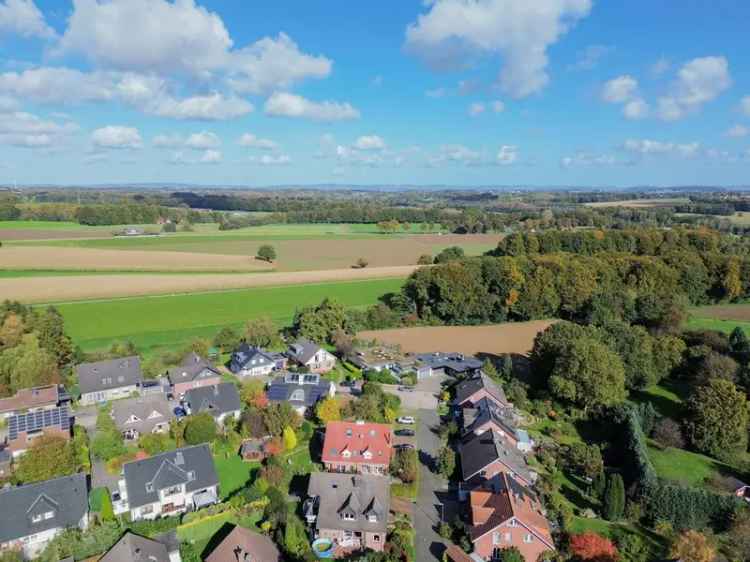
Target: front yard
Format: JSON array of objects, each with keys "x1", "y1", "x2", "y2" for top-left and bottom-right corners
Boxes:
[{"x1": 212, "y1": 452, "x2": 257, "y2": 500}]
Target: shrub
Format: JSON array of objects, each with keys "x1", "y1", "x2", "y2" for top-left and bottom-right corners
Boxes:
[
  {"x1": 653, "y1": 418, "x2": 685, "y2": 449},
  {"x1": 256, "y1": 244, "x2": 277, "y2": 262},
  {"x1": 184, "y1": 413, "x2": 217, "y2": 445}
]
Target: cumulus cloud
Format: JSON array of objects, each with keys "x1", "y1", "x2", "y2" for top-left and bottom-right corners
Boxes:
[
  {"x1": 560, "y1": 151, "x2": 618, "y2": 168},
  {"x1": 199, "y1": 149, "x2": 221, "y2": 164},
  {"x1": 0, "y1": 110, "x2": 78, "y2": 148},
  {"x1": 184, "y1": 131, "x2": 220, "y2": 149},
  {"x1": 146, "y1": 92, "x2": 252, "y2": 120},
  {"x1": 657, "y1": 56, "x2": 731, "y2": 121},
  {"x1": 249, "y1": 153, "x2": 291, "y2": 166},
  {"x1": 623, "y1": 138, "x2": 701, "y2": 158},
  {"x1": 651, "y1": 56, "x2": 670, "y2": 76},
  {"x1": 152, "y1": 133, "x2": 184, "y2": 148},
  {"x1": 622, "y1": 98, "x2": 649, "y2": 120},
  {"x1": 227, "y1": 33, "x2": 331, "y2": 94},
  {"x1": 353, "y1": 135, "x2": 385, "y2": 151},
  {"x1": 726, "y1": 124, "x2": 749, "y2": 138},
  {"x1": 427, "y1": 143, "x2": 519, "y2": 167},
  {"x1": 0, "y1": 67, "x2": 116, "y2": 104},
  {"x1": 0, "y1": 0, "x2": 55, "y2": 39},
  {"x1": 91, "y1": 125, "x2": 142, "y2": 149},
  {"x1": 238, "y1": 133, "x2": 279, "y2": 150},
  {"x1": 496, "y1": 145, "x2": 518, "y2": 165},
  {"x1": 405, "y1": 0, "x2": 592, "y2": 98},
  {"x1": 601, "y1": 75, "x2": 648, "y2": 119},
  {"x1": 264, "y1": 92, "x2": 359, "y2": 121},
  {"x1": 468, "y1": 102, "x2": 485, "y2": 117}
]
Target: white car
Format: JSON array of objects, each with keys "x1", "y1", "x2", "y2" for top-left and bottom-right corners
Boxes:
[{"x1": 397, "y1": 416, "x2": 415, "y2": 425}]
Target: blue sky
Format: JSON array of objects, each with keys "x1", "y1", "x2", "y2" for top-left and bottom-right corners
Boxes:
[{"x1": 0, "y1": 0, "x2": 749, "y2": 187}]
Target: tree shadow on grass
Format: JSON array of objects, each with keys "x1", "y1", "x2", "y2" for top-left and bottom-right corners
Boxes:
[{"x1": 199, "y1": 522, "x2": 235, "y2": 559}]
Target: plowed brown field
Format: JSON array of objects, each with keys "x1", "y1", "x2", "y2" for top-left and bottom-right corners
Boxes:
[
  {"x1": 358, "y1": 320, "x2": 555, "y2": 356},
  {"x1": 690, "y1": 304, "x2": 750, "y2": 322}
]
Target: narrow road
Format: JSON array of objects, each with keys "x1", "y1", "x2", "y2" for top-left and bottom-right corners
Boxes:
[{"x1": 415, "y1": 408, "x2": 448, "y2": 562}]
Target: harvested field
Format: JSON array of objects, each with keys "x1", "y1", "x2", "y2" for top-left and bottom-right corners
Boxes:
[
  {"x1": 1, "y1": 265, "x2": 417, "y2": 302},
  {"x1": 358, "y1": 320, "x2": 555, "y2": 357},
  {"x1": 690, "y1": 304, "x2": 750, "y2": 322},
  {"x1": 0, "y1": 228, "x2": 118, "y2": 240},
  {"x1": 0, "y1": 246, "x2": 274, "y2": 272},
  {"x1": 584, "y1": 198, "x2": 689, "y2": 209}
]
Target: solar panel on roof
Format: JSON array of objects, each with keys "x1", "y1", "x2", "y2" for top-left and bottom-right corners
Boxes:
[{"x1": 7, "y1": 406, "x2": 70, "y2": 441}]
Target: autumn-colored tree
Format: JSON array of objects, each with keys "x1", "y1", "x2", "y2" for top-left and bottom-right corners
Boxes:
[
  {"x1": 245, "y1": 316, "x2": 282, "y2": 348},
  {"x1": 669, "y1": 530, "x2": 715, "y2": 562},
  {"x1": 264, "y1": 437, "x2": 283, "y2": 456},
  {"x1": 15, "y1": 434, "x2": 77, "y2": 484},
  {"x1": 569, "y1": 532, "x2": 618, "y2": 562},
  {"x1": 0, "y1": 333, "x2": 60, "y2": 393},
  {"x1": 283, "y1": 426, "x2": 297, "y2": 450},
  {"x1": 315, "y1": 397, "x2": 341, "y2": 424},
  {"x1": 0, "y1": 313, "x2": 24, "y2": 350},
  {"x1": 241, "y1": 379, "x2": 268, "y2": 408}
]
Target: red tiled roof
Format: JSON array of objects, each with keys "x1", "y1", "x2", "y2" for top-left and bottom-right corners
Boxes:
[
  {"x1": 0, "y1": 385, "x2": 59, "y2": 414},
  {"x1": 321, "y1": 420, "x2": 393, "y2": 466}
]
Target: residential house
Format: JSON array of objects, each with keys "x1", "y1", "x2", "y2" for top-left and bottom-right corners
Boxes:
[
  {"x1": 111, "y1": 395, "x2": 175, "y2": 441},
  {"x1": 414, "y1": 352, "x2": 482, "y2": 378},
  {"x1": 99, "y1": 531, "x2": 182, "y2": 562},
  {"x1": 305, "y1": 472, "x2": 390, "y2": 553},
  {"x1": 240, "y1": 437, "x2": 272, "y2": 462},
  {"x1": 454, "y1": 373, "x2": 511, "y2": 410},
  {"x1": 286, "y1": 339, "x2": 336, "y2": 373},
  {"x1": 0, "y1": 385, "x2": 62, "y2": 420},
  {"x1": 462, "y1": 397, "x2": 532, "y2": 452},
  {"x1": 6, "y1": 406, "x2": 71, "y2": 459},
  {"x1": 77, "y1": 356, "x2": 142, "y2": 405},
  {"x1": 0, "y1": 473, "x2": 88, "y2": 559},
  {"x1": 114, "y1": 444, "x2": 219, "y2": 521},
  {"x1": 230, "y1": 344, "x2": 285, "y2": 377},
  {"x1": 468, "y1": 473, "x2": 555, "y2": 562},
  {"x1": 167, "y1": 353, "x2": 221, "y2": 397},
  {"x1": 183, "y1": 383, "x2": 242, "y2": 426},
  {"x1": 322, "y1": 421, "x2": 393, "y2": 475},
  {"x1": 0, "y1": 448, "x2": 11, "y2": 478},
  {"x1": 205, "y1": 525, "x2": 281, "y2": 562},
  {"x1": 459, "y1": 430, "x2": 537, "y2": 492},
  {"x1": 267, "y1": 372, "x2": 335, "y2": 416},
  {"x1": 444, "y1": 544, "x2": 481, "y2": 562}
]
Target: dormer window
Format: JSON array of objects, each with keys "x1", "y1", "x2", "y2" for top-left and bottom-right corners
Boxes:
[
  {"x1": 31, "y1": 514, "x2": 43, "y2": 523},
  {"x1": 342, "y1": 450, "x2": 352, "y2": 458},
  {"x1": 341, "y1": 512, "x2": 355, "y2": 521},
  {"x1": 368, "y1": 514, "x2": 377, "y2": 523},
  {"x1": 290, "y1": 389, "x2": 305, "y2": 402},
  {"x1": 146, "y1": 482, "x2": 154, "y2": 493},
  {"x1": 363, "y1": 451, "x2": 372, "y2": 459}
]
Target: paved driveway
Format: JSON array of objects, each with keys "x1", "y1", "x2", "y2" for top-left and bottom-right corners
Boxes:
[
  {"x1": 415, "y1": 408, "x2": 448, "y2": 562},
  {"x1": 384, "y1": 386, "x2": 438, "y2": 410},
  {"x1": 72, "y1": 404, "x2": 99, "y2": 433}
]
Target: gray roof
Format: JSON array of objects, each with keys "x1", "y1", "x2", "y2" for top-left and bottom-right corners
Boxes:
[
  {"x1": 415, "y1": 352, "x2": 483, "y2": 373},
  {"x1": 205, "y1": 525, "x2": 281, "y2": 562},
  {"x1": 100, "y1": 532, "x2": 174, "y2": 562},
  {"x1": 122, "y1": 444, "x2": 218, "y2": 510},
  {"x1": 0, "y1": 447, "x2": 10, "y2": 463},
  {"x1": 184, "y1": 383, "x2": 241, "y2": 418},
  {"x1": 267, "y1": 373, "x2": 333, "y2": 408},
  {"x1": 287, "y1": 339, "x2": 324, "y2": 365},
  {"x1": 0, "y1": 473, "x2": 88, "y2": 544},
  {"x1": 111, "y1": 395, "x2": 174, "y2": 434},
  {"x1": 307, "y1": 472, "x2": 389, "y2": 534},
  {"x1": 459, "y1": 430, "x2": 534, "y2": 484},
  {"x1": 462, "y1": 397, "x2": 517, "y2": 438},
  {"x1": 76, "y1": 356, "x2": 142, "y2": 395},
  {"x1": 167, "y1": 353, "x2": 221, "y2": 385},
  {"x1": 230, "y1": 344, "x2": 277, "y2": 372},
  {"x1": 454, "y1": 373, "x2": 508, "y2": 407}
]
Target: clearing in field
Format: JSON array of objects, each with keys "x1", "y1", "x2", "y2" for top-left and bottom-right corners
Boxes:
[
  {"x1": 357, "y1": 320, "x2": 555, "y2": 357},
  {"x1": 54, "y1": 277, "x2": 404, "y2": 357},
  {"x1": 0, "y1": 265, "x2": 416, "y2": 302},
  {"x1": 685, "y1": 303, "x2": 750, "y2": 336},
  {"x1": 583, "y1": 198, "x2": 690, "y2": 209}
]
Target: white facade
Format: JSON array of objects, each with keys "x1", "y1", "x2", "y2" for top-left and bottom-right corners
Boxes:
[
  {"x1": 79, "y1": 384, "x2": 139, "y2": 406},
  {"x1": 1, "y1": 513, "x2": 88, "y2": 560},
  {"x1": 114, "y1": 479, "x2": 219, "y2": 521},
  {"x1": 237, "y1": 361, "x2": 275, "y2": 377}
]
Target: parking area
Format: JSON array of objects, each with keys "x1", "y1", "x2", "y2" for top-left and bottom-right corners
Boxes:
[{"x1": 382, "y1": 373, "x2": 448, "y2": 410}]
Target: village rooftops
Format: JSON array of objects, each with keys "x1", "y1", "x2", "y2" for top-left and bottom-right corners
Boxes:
[
  {"x1": 322, "y1": 420, "x2": 393, "y2": 467},
  {"x1": 205, "y1": 525, "x2": 281, "y2": 562},
  {"x1": 183, "y1": 383, "x2": 242, "y2": 418},
  {"x1": 287, "y1": 339, "x2": 324, "y2": 364},
  {"x1": 111, "y1": 394, "x2": 174, "y2": 435},
  {"x1": 266, "y1": 372, "x2": 334, "y2": 409},
  {"x1": 459, "y1": 429, "x2": 535, "y2": 485},
  {"x1": 76, "y1": 356, "x2": 142, "y2": 395},
  {"x1": 0, "y1": 385, "x2": 60, "y2": 416},
  {"x1": 462, "y1": 397, "x2": 519, "y2": 437},
  {"x1": 167, "y1": 352, "x2": 220, "y2": 385},
  {"x1": 414, "y1": 351, "x2": 483, "y2": 374},
  {"x1": 99, "y1": 531, "x2": 177, "y2": 562},
  {"x1": 454, "y1": 372, "x2": 510, "y2": 408}
]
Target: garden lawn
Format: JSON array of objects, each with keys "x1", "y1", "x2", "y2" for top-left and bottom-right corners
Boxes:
[
  {"x1": 89, "y1": 487, "x2": 108, "y2": 512},
  {"x1": 631, "y1": 382, "x2": 686, "y2": 419},
  {"x1": 53, "y1": 277, "x2": 403, "y2": 357},
  {"x1": 646, "y1": 441, "x2": 727, "y2": 487},
  {"x1": 213, "y1": 453, "x2": 255, "y2": 500},
  {"x1": 685, "y1": 316, "x2": 750, "y2": 336}
]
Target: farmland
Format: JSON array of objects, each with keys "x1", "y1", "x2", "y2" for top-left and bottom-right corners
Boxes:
[
  {"x1": 53, "y1": 277, "x2": 404, "y2": 356},
  {"x1": 358, "y1": 320, "x2": 555, "y2": 357},
  {"x1": 686, "y1": 303, "x2": 750, "y2": 335},
  {"x1": 583, "y1": 197, "x2": 690, "y2": 209}
]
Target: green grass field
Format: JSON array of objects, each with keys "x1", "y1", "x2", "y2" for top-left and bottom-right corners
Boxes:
[
  {"x1": 55, "y1": 277, "x2": 404, "y2": 355},
  {"x1": 685, "y1": 316, "x2": 750, "y2": 335},
  {"x1": 213, "y1": 453, "x2": 255, "y2": 500},
  {"x1": 647, "y1": 441, "x2": 728, "y2": 486}
]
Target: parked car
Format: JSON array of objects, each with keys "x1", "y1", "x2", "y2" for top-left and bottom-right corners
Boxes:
[
  {"x1": 173, "y1": 406, "x2": 187, "y2": 419},
  {"x1": 398, "y1": 386, "x2": 415, "y2": 392},
  {"x1": 395, "y1": 443, "x2": 415, "y2": 450},
  {"x1": 395, "y1": 429, "x2": 415, "y2": 437},
  {"x1": 397, "y1": 416, "x2": 415, "y2": 424}
]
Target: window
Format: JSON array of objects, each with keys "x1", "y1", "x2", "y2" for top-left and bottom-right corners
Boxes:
[
  {"x1": 504, "y1": 533, "x2": 511, "y2": 542},
  {"x1": 524, "y1": 534, "x2": 533, "y2": 543},
  {"x1": 31, "y1": 514, "x2": 43, "y2": 523},
  {"x1": 508, "y1": 519, "x2": 517, "y2": 527},
  {"x1": 290, "y1": 389, "x2": 305, "y2": 402},
  {"x1": 342, "y1": 512, "x2": 355, "y2": 521},
  {"x1": 141, "y1": 505, "x2": 154, "y2": 515},
  {"x1": 373, "y1": 534, "x2": 380, "y2": 542},
  {"x1": 368, "y1": 514, "x2": 377, "y2": 523},
  {"x1": 43, "y1": 511, "x2": 54, "y2": 520},
  {"x1": 163, "y1": 485, "x2": 182, "y2": 497}
]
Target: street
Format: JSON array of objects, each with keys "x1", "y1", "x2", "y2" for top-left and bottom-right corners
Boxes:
[{"x1": 415, "y1": 407, "x2": 449, "y2": 562}]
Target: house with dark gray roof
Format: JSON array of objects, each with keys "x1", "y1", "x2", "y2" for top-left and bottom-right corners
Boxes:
[
  {"x1": 114, "y1": 444, "x2": 219, "y2": 521},
  {"x1": 111, "y1": 395, "x2": 175, "y2": 441},
  {"x1": 76, "y1": 356, "x2": 142, "y2": 405},
  {"x1": 305, "y1": 472, "x2": 389, "y2": 553},
  {"x1": 205, "y1": 525, "x2": 280, "y2": 562},
  {"x1": 0, "y1": 473, "x2": 88, "y2": 559},
  {"x1": 230, "y1": 344, "x2": 284, "y2": 377},
  {"x1": 183, "y1": 383, "x2": 242, "y2": 425},
  {"x1": 459, "y1": 430, "x2": 537, "y2": 491},
  {"x1": 267, "y1": 372, "x2": 335, "y2": 416},
  {"x1": 461, "y1": 397, "x2": 532, "y2": 452},
  {"x1": 99, "y1": 531, "x2": 181, "y2": 562},
  {"x1": 414, "y1": 352, "x2": 482, "y2": 378},
  {"x1": 453, "y1": 373, "x2": 510, "y2": 410},
  {"x1": 167, "y1": 353, "x2": 221, "y2": 397},
  {"x1": 286, "y1": 339, "x2": 336, "y2": 373},
  {"x1": 6, "y1": 405, "x2": 71, "y2": 458}
]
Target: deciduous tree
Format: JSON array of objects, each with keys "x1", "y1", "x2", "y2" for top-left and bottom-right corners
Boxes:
[
  {"x1": 669, "y1": 530, "x2": 715, "y2": 562},
  {"x1": 16, "y1": 435, "x2": 76, "y2": 484},
  {"x1": 184, "y1": 412, "x2": 217, "y2": 445},
  {"x1": 569, "y1": 532, "x2": 618, "y2": 562},
  {"x1": 686, "y1": 378, "x2": 749, "y2": 460}
]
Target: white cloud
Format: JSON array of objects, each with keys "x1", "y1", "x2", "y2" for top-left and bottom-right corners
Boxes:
[
  {"x1": 569, "y1": 44, "x2": 612, "y2": 71},
  {"x1": 726, "y1": 124, "x2": 749, "y2": 138},
  {"x1": 0, "y1": 110, "x2": 77, "y2": 147},
  {"x1": 468, "y1": 102, "x2": 485, "y2": 117},
  {"x1": 657, "y1": 56, "x2": 731, "y2": 121},
  {"x1": 623, "y1": 98, "x2": 649, "y2": 120},
  {"x1": 184, "y1": 131, "x2": 220, "y2": 149},
  {"x1": 623, "y1": 138, "x2": 702, "y2": 158},
  {"x1": 0, "y1": 67, "x2": 115, "y2": 103},
  {"x1": 238, "y1": 133, "x2": 279, "y2": 150},
  {"x1": 264, "y1": 92, "x2": 359, "y2": 121},
  {"x1": 227, "y1": 33, "x2": 331, "y2": 94},
  {"x1": 249, "y1": 153, "x2": 291, "y2": 166},
  {"x1": 152, "y1": 133, "x2": 184, "y2": 148},
  {"x1": 0, "y1": 0, "x2": 55, "y2": 39},
  {"x1": 651, "y1": 56, "x2": 670, "y2": 76},
  {"x1": 199, "y1": 149, "x2": 221, "y2": 164},
  {"x1": 740, "y1": 96, "x2": 750, "y2": 117},
  {"x1": 405, "y1": 0, "x2": 592, "y2": 98},
  {"x1": 428, "y1": 144, "x2": 483, "y2": 167},
  {"x1": 602, "y1": 75, "x2": 638, "y2": 104},
  {"x1": 0, "y1": 95, "x2": 19, "y2": 112},
  {"x1": 497, "y1": 145, "x2": 518, "y2": 165},
  {"x1": 147, "y1": 92, "x2": 252, "y2": 120},
  {"x1": 91, "y1": 125, "x2": 142, "y2": 149},
  {"x1": 491, "y1": 100, "x2": 505, "y2": 113},
  {"x1": 560, "y1": 151, "x2": 617, "y2": 168},
  {"x1": 353, "y1": 135, "x2": 385, "y2": 151}
]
